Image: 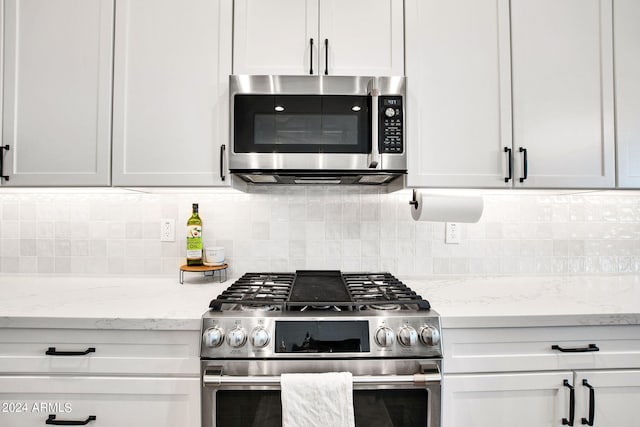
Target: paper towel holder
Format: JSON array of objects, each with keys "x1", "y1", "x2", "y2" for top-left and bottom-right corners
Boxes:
[{"x1": 409, "y1": 189, "x2": 420, "y2": 210}]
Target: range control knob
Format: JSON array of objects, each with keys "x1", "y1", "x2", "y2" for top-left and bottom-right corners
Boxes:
[
  {"x1": 397, "y1": 326, "x2": 418, "y2": 347},
  {"x1": 202, "y1": 326, "x2": 224, "y2": 348},
  {"x1": 250, "y1": 326, "x2": 270, "y2": 348},
  {"x1": 374, "y1": 326, "x2": 395, "y2": 347},
  {"x1": 419, "y1": 325, "x2": 441, "y2": 346},
  {"x1": 227, "y1": 326, "x2": 247, "y2": 348},
  {"x1": 385, "y1": 107, "x2": 396, "y2": 118}
]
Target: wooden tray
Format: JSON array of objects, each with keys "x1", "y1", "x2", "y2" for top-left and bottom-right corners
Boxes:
[{"x1": 179, "y1": 263, "x2": 228, "y2": 284}]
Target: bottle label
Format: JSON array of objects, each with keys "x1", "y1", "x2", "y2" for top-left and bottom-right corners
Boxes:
[{"x1": 186, "y1": 225, "x2": 202, "y2": 259}]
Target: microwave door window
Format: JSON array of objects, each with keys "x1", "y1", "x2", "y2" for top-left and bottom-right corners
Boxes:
[{"x1": 234, "y1": 95, "x2": 370, "y2": 154}]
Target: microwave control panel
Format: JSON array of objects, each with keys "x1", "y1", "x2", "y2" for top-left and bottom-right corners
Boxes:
[{"x1": 379, "y1": 96, "x2": 403, "y2": 154}]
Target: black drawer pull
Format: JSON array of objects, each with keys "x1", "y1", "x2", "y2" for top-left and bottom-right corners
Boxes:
[
  {"x1": 46, "y1": 415, "x2": 96, "y2": 425},
  {"x1": 581, "y1": 379, "x2": 595, "y2": 426},
  {"x1": 45, "y1": 347, "x2": 95, "y2": 356},
  {"x1": 552, "y1": 344, "x2": 599, "y2": 353},
  {"x1": 562, "y1": 379, "x2": 575, "y2": 426}
]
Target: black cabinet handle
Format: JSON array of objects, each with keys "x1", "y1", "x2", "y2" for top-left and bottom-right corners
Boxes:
[
  {"x1": 552, "y1": 344, "x2": 599, "y2": 353},
  {"x1": 309, "y1": 38, "x2": 314, "y2": 74},
  {"x1": 504, "y1": 147, "x2": 512, "y2": 182},
  {"x1": 324, "y1": 38, "x2": 329, "y2": 75},
  {"x1": 581, "y1": 379, "x2": 595, "y2": 426},
  {"x1": 563, "y1": 379, "x2": 575, "y2": 426},
  {"x1": 46, "y1": 415, "x2": 96, "y2": 425},
  {"x1": 0, "y1": 144, "x2": 10, "y2": 181},
  {"x1": 45, "y1": 347, "x2": 95, "y2": 356},
  {"x1": 220, "y1": 144, "x2": 226, "y2": 182},
  {"x1": 519, "y1": 147, "x2": 527, "y2": 182}
]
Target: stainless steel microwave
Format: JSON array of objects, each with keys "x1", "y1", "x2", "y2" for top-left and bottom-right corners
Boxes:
[{"x1": 229, "y1": 75, "x2": 406, "y2": 186}]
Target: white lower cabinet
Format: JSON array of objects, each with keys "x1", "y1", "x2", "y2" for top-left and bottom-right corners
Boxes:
[
  {"x1": 0, "y1": 327, "x2": 201, "y2": 427},
  {"x1": 443, "y1": 372, "x2": 572, "y2": 427},
  {"x1": 0, "y1": 376, "x2": 199, "y2": 427},
  {"x1": 574, "y1": 370, "x2": 640, "y2": 427},
  {"x1": 442, "y1": 325, "x2": 640, "y2": 427}
]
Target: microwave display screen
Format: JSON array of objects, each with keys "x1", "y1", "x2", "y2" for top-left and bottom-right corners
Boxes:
[{"x1": 234, "y1": 95, "x2": 371, "y2": 154}]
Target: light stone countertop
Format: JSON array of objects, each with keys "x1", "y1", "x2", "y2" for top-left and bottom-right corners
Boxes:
[
  {"x1": 1, "y1": 274, "x2": 639, "y2": 330},
  {"x1": 0, "y1": 274, "x2": 232, "y2": 330},
  {"x1": 404, "y1": 275, "x2": 640, "y2": 328}
]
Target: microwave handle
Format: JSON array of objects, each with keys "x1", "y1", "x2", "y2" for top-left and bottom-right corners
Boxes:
[{"x1": 368, "y1": 88, "x2": 381, "y2": 169}]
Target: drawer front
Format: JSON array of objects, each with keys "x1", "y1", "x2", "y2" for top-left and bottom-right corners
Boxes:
[
  {"x1": 0, "y1": 328, "x2": 200, "y2": 375},
  {"x1": 0, "y1": 376, "x2": 199, "y2": 427},
  {"x1": 443, "y1": 324, "x2": 640, "y2": 373}
]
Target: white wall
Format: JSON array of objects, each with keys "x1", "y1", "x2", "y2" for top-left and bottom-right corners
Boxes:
[{"x1": 0, "y1": 187, "x2": 638, "y2": 277}]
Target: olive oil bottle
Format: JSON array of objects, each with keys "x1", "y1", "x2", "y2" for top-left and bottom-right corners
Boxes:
[{"x1": 186, "y1": 203, "x2": 203, "y2": 265}]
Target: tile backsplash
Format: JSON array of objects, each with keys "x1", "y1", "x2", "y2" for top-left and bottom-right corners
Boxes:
[{"x1": 1, "y1": 187, "x2": 639, "y2": 277}]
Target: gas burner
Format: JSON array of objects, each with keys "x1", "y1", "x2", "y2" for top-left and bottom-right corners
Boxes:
[
  {"x1": 367, "y1": 304, "x2": 401, "y2": 311},
  {"x1": 239, "y1": 304, "x2": 278, "y2": 312}
]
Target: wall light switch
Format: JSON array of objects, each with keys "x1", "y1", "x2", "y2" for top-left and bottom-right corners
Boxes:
[
  {"x1": 160, "y1": 219, "x2": 175, "y2": 242},
  {"x1": 445, "y1": 222, "x2": 461, "y2": 244}
]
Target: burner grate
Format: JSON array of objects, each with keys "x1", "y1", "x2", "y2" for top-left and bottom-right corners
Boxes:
[
  {"x1": 209, "y1": 271, "x2": 430, "y2": 312},
  {"x1": 209, "y1": 273, "x2": 294, "y2": 311},
  {"x1": 344, "y1": 273, "x2": 431, "y2": 311}
]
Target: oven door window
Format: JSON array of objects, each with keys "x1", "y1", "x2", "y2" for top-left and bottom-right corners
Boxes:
[
  {"x1": 215, "y1": 389, "x2": 428, "y2": 427},
  {"x1": 234, "y1": 95, "x2": 371, "y2": 154}
]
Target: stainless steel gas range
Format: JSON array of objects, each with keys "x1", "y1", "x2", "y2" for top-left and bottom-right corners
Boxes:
[{"x1": 200, "y1": 270, "x2": 442, "y2": 427}]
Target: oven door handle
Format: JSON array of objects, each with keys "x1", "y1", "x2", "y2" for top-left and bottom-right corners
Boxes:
[{"x1": 203, "y1": 369, "x2": 441, "y2": 388}]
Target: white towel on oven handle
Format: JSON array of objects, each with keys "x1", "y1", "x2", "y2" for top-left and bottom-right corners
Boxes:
[{"x1": 280, "y1": 371, "x2": 355, "y2": 427}]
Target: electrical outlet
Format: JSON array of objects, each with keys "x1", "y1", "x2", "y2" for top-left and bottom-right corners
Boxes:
[
  {"x1": 160, "y1": 219, "x2": 175, "y2": 242},
  {"x1": 445, "y1": 222, "x2": 461, "y2": 244}
]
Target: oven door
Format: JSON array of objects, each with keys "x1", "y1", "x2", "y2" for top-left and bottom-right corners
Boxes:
[{"x1": 201, "y1": 359, "x2": 441, "y2": 427}]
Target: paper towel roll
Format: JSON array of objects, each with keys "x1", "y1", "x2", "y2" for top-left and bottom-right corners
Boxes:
[{"x1": 410, "y1": 190, "x2": 484, "y2": 223}]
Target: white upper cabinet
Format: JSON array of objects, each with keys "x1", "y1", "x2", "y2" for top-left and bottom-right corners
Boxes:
[
  {"x1": 233, "y1": 0, "x2": 404, "y2": 76},
  {"x1": 112, "y1": 0, "x2": 232, "y2": 186},
  {"x1": 406, "y1": 0, "x2": 616, "y2": 189},
  {"x1": 614, "y1": 0, "x2": 640, "y2": 187},
  {"x1": 405, "y1": 0, "x2": 512, "y2": 188},
  {"x1": 233, "y1": 0, "x2": 318, "y2": 75},
  {"x1": 510, "y1": 0, "x2": 615, "y2": 188},
  {"x1": 1, "y1": 0, "x2": 113, "y2": 186},
  {"x1": 318, "y1": 0, "x2": 403, "y2": 76}
]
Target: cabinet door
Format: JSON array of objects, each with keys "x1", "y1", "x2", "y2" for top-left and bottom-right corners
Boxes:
[
  {"x1": 1, "y1": 0, "x2": 113, "y2": 186},
  {"x1": 233, "y1": 0, "x2": 319, "y2": 75},
  {"x1": 405, "y1": 0, "x2": 512, "y2": 187},
  {"x1": 574, "y1": 370, "x2": 640, "y2": 427},
  {"x1": 510, "y1": 0, "x2": 615, "y2": 188},
  {"x1": 319, "y1": 0, "x2": 403, "y2": 76},
  {"x1": 443, "y1": 372, "x2": 573, "y2": 427},
  {"x1": 613, "y1": 0, "x2": 640, "y2": 187},
  {"x1": 0, "y1": 376, "x2": 199, "y2": 427},
  {"x1": 112, "y1": 0, "x2": 232, "y2": 186}
]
